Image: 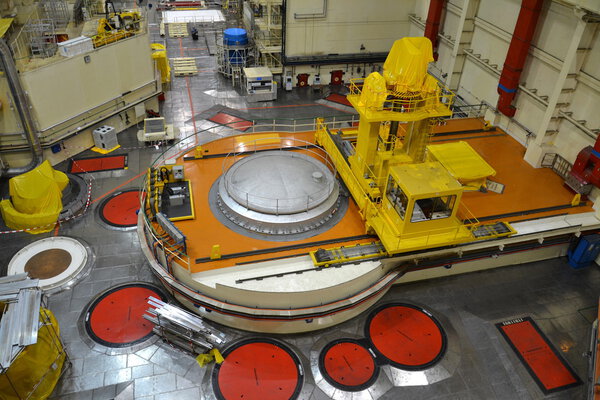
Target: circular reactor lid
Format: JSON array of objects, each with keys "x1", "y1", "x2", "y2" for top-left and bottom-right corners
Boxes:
[
  {"x1": 222, "y1": 151, "x2": 336, "y2": 215},
  {"x1": 8, "y1": 236, "x2": 90, "y2": 293},
  {"x1": 213, "y1": 150, "x2": 347, "y2": 239}
]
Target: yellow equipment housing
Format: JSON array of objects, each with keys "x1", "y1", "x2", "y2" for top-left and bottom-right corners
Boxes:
[
  {"x1": 0, "y1": 160, "x2": 68, "y2": 234},
  {"x1": 316, "y1": 37, "x2": 514, "y2": 256},
  {"x1": 151, "y1": 43, "x2": 171, "y2": 84},
  {"x1": 0, "y1": 308, "x2": 66, "y2": 399},
  {"x1": 93, "y1": 11, "x2": 141, "y2": 48},
  {"x1": 427, "y1": 141, "x2": 496, "y2": 190},
  {"x1": 374, "y1": 162, "x2": 472, "y2": 251}
]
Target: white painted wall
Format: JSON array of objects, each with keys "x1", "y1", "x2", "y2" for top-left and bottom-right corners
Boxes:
[
  {"x1": 285, "y1": 0, "x2": 416, "y2": 57},
  {"x1": 410, "y1": 0, "x2": 600, "y2": 164},
  {"x1": 0, "y1": 32, "x2": 159, "y2": 168},
  {"x1": 20, "y1": 34, "x2": 156, "y2": 130}
]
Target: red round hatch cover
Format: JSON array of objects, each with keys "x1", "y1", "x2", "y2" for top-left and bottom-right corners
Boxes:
[
  {"x1": 85, "y1": 283, "x2": 165, "y2": 347},
  {"x1": 99, "y1": 189, "x2": 140, "y2": 228},
  {"x1": 319, "y1": 339, "x2": 379, "y2": 391},
  {"x1": 213, "y1": 338, "x2": 303, "y2": 400},
  {"x1": 366, "y1": 303, "x2": 446, "y2": 370}
]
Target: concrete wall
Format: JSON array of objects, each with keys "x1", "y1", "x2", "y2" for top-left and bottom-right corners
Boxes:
[
  {"x1": 285, "y1": 0, "x2": 416, "y2": 57},
  {"x1": 411, "y1": 0, "x2": 600, "y2": 165},
  {"x1": 20, "y1": 34, "x2": 156, "y2": 131},
  {"x1": 0, "y1": 32, "x2": 160, "y2": 167}
]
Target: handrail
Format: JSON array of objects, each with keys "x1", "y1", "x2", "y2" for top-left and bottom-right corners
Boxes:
[
  {"x1": 347, "y1": 78, "x2": 454, "y2": 114},
  {"x1": 140, "y1": 118, "x2": 350, "y2": 266},
  {"x1": 220, "y1": 137, "x2": 337, "y2": 214}
]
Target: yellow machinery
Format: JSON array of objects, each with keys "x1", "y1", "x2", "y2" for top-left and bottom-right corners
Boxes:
[
  {"x1": 315, "y1": 37, "x2": 514, "y2": 257},
  {"x1": 151, "y1": 43, "x2": 171, "y2": 85},
  {"x1": 0, "y1": 308, "x2": 66, "y2": 399},
  {"x1": 427, "y1": 141, "x2": 497, "y2": 190},
  {"x1": 0, "y1": 160, "x2": 68, "y2": 234},
  {"x1": 93, "y1": 5, "x2": 141, "y2": 48},
  {"x1": 145, "y1": 164, "x2": 195, "y2": 221}
]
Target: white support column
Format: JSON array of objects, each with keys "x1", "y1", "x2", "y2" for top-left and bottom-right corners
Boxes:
[
  {"x1": 524, "y1": 10, "x2": 587, "y2": 167},
  {"x1": 444, "y1": 0, "x2": 479, "y2": 90}
]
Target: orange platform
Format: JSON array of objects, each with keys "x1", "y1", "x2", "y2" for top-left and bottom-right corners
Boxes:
[{"x1": 168, "y1": 119, "x2": 591, "y2": 273}]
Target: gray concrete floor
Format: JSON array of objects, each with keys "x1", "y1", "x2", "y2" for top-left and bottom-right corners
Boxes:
[{"x1": 0, "y1": 10, "x2": 599, "y2": 400}]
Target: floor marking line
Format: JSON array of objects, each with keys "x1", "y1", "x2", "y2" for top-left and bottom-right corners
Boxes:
[
  {"x1": 319, "y1": 103, "x2": 355, "y2": 113},
  {"x1": 179, "y1": 37, "x2": 198, "y2": 144},
  {"x1": 91, "y1": 171, "x2": 146, "y2": 205},
  {"x1": 241, "y1": 103, "x2": 322, "y2": 110}
]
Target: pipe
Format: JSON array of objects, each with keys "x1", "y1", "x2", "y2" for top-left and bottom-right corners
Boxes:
[
  {"x1": 284, "y1": 52, "x2": 387, "y2": 66},
  {"x1": 294, "y1": 0, "x2": 327, "y2": 19},
  {"x1": 497, "y1": 0, "x2": 545, "y2": 117},
  {"x1": 0, "y1": 39, "x2": 43, "y2": 177},
  {"x1": 424, "y1": 0, "x2": 446, "y2": 61}
]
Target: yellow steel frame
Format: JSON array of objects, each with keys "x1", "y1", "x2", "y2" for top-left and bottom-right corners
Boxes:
[
  {"x1": 309, "y1": 242, "x2": 387, "y2": 268},
  {"x1": 315, "y1": 37, "x2": 514, "y2": 257}
]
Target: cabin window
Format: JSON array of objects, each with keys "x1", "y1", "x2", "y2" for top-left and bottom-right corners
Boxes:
[
  {"x1": 411, "y1": 195, "x2": 456, "y2": 222},
  {"x1": 386, "y1": 177, "x2": 408, "y2": 220}
]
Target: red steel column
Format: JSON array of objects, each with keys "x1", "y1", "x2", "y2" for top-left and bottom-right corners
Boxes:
[
  {"x1": 424, "y1": 0, "x2": 446, "y2": 61},
  {"x1": 497, "y1": 0, "x2": 545, "y2": 117}
]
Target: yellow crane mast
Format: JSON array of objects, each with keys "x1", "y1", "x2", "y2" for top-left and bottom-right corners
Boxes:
[{"x1": 315, "y1": 37, "x2": 513, "y2": 257}]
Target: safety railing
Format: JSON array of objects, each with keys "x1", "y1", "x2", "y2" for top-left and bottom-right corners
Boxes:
[
  {"x1": 456, "y1": 202, "x2": 480, "y2": 227},
  {"x1": 246, "y1": 114, "x2": 359, "y2": 134},
  {"x1": 11, "y1": 10, "x2": 148, "y2": 69},
  {"x1": 141, "y1": 116, "x2": 353, "y2": 266},
  {"x1": 140, "y1": 189, "x2": 192, "y2": 273},
  {"x1": 450, "y1": 103, "x2": 489, "y2": 119},
  {"x1": 347, "y1": 78, "x2": 454, "y2": 114},
  {"x1": 541, "y1": 152, "x2": 572, "y2": 180}
]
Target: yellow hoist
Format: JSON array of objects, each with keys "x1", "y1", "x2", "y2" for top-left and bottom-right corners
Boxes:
[
  {"x1": 312, "y1": 37, "x2": 514, "y2": 265},
  {"x1": 93, "y1": 0, "x2": 141, "y2": 48}
]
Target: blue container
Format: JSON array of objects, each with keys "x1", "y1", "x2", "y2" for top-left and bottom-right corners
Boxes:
[
  {"x1": 223, "y1": 28, "x2": 248, "y2": 45},
  {"x1": 223, "y1": 28, "x2": 248, "y2": 66},
  {"x1": 567, "y1": 234, "x2": 600, "y2": 269}
]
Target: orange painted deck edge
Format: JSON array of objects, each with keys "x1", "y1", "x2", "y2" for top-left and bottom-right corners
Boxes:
[{"x1": 167, "y1": 119, "x2": 591, "y2": 273}]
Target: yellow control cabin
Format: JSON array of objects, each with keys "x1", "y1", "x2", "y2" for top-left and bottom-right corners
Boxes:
[{"x1": 317, "y1": 37, "x2": 513, "y2": 256}]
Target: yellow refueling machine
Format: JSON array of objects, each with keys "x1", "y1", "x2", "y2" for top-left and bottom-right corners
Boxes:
[{"x1": 314, "y1": 37, "x2": 513, "y2": 261}]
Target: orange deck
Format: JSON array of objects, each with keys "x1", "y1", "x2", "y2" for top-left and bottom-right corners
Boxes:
[
  {"x1": 176, "y1": 132, "x2": 370, "y2": 272},
  {"x1": 171, "y1": 119, "x2": 591, "y2": 273}
]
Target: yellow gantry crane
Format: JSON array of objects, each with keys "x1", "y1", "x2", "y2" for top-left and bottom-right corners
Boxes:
[{"x1": 315, "y1": 37, "x2": 513, "y2": 261}]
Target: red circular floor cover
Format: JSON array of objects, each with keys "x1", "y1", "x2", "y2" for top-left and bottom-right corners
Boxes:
[
  {"x1": 322, "y1": 341, "x2": 376, "y2": 388},
  {"x1": 99, "y1": 190, "x2": 140, "y2": 227},
  {"x1": 367, "y1": 304, "x2": 445, "y2": 368},
  {"x1": 215, "y1": 340, "x2": 302, "y2": 400},
  {"x1": 87, "y1": 284, "x2": 162, "y2": 347}
]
